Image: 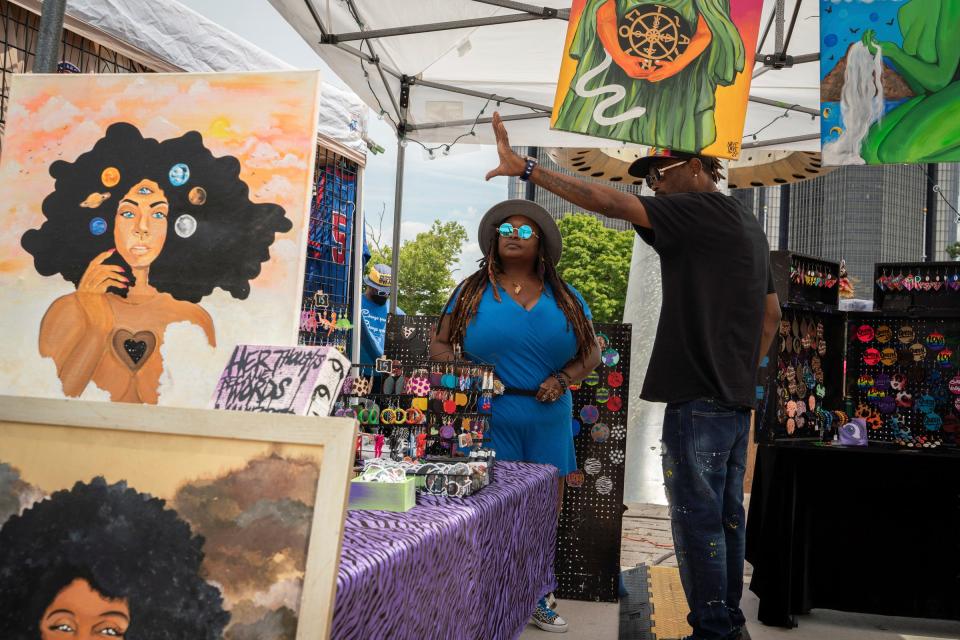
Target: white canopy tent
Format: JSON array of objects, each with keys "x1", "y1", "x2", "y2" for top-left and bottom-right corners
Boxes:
[
  {"x1": 15, "y1": 0, "x2": 372, "y2": 159},
  {"x1": 268, "y1": 0, "x2": 823, "y2": 309}
]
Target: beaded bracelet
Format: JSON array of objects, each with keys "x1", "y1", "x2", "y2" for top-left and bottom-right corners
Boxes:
[{"x1": 552, "y1": 370, "x2": 570, "y2": 391}]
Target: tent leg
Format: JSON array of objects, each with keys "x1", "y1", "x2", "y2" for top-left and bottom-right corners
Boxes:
[
  {"x1": 389, "y1": 143, "x2": 405, "y2": 314},
  {"x1": 33, "y1": 0, "x2": 66, "y2": 73},
  {"x1": 350, "y1": 170, "x2": 365, "y2": 368}
]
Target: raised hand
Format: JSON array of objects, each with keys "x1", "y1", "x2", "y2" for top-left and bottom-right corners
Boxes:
[
  {"x1": 77, "y1": 248, "x2": 128, "y2": 294},
  {"x1": 484, "y1": 112, "x2": 527, "y2": 181},
  {"x1": 76, "y1": 248, "x2": 126, "y2": 335}
]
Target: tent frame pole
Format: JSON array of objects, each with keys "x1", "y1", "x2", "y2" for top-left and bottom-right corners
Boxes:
[
  {"x1": 323, "y1": 13, "x2": 553, "y2": 43},
  {"x1": 350, "y1": 169, "x2": 365, "y2": 367},
  {"x1": 741, "y1": 133, "x2": 820, "y2": 149},
  {"x1": 301, "y1": 0, "x2": 329, "y2": 39},
  {"x1": 389, "y1": 76, "x2": 410, "y2": 315},
  {"x1": 410, "y1": 78, "x2": 552, "y2": 113},
  {"x1": 389, "y1": 144, "x2": 405, "y2": 315},
  {"x1": 470, "y1": 0, "x2": 569, "y2": 19},
  {"x1": 33, "y1": 0, "x2": 66, "y2": 73},
  {"x1": 407, "y1": 112, "x2": 549, "y2": 131},
  {"x1": 747, "y1": 97, "x2": 819, "y2": 117}
]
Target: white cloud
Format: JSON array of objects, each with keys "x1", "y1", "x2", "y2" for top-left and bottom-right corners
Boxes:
[
  {"x1": 188, "y1": 79, "x2": 211, "y2": 96},
  {"x1": 400, "y1": 220, "x2": 430, "y2": 243},
  {"x1": 246, "y1": 141, "x2": 307, "y2": 170},
  {"x1": 253, "y1": 174, "x2": 294, "y2": 200},
  {"x1": 454, "y1": 241, "x2": 483, "y2": 278},
  {"x1": 35, "y1": 95, "x2": 81, "y2": 131},
  {"x1": 250, "y1": 577, "x2": 303, "y2": 613}
]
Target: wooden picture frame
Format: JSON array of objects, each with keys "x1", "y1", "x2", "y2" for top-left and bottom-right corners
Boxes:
[{"x1": 0, "y1": 395, "x2": 357, "y2": 639}]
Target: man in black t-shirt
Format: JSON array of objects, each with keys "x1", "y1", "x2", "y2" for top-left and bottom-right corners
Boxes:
[{"x1": 486, "y1": 113, "x2": 781, "y2": 640}]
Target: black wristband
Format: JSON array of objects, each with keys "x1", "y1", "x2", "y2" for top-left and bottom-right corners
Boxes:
[
  {"x1": 519, "y1": 156, "x2": 538, "y2": 182},
  {"x1": 552, "y1": 370, "x2": 569, "y2": 391}
]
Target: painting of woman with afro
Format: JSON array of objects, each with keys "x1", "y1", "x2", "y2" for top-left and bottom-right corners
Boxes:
[
  {"x1": 0, "y1": 476, "x2": 229, "y2": 639},
  {"x1": 20, "y1": 122, "x2": 291, "y2": 403}
]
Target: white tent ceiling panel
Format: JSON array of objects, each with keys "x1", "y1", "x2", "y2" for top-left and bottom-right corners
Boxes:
[
  {"x1": 19, "y1": 0, "x2": 371, "y2": 158},
  {"x1": 271, "y1": 0, "x2": 823, "y2": 151}
]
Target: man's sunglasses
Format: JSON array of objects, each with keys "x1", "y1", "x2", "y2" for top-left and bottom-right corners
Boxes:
[
  {"x1": 645, "y1": 160, "x2": 688, "y2": 189},
  {"x1": 497, "y1": 222, "x2": 540, "y2": 240}
]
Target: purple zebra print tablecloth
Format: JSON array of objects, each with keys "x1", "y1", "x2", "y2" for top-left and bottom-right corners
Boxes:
[{"x1": 331, "y1": 461, "x2": 558, "y2": 640}]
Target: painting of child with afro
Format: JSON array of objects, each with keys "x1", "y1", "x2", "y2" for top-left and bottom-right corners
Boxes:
[
  {"x1": 20, "y1": 122, "x2": 291, "y2": 404},
  {"x1": 0, "y1": 476, "x2": 230, "y2": 639}
]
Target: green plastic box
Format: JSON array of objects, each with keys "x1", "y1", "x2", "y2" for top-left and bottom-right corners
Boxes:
[{"x1": 348, "y1": 477, "x2": 416, "y2": 513}]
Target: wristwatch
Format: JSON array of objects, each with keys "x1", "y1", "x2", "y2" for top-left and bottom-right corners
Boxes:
[{"x1": 519, "y1": 155, "x2": 538, "y2": 182}]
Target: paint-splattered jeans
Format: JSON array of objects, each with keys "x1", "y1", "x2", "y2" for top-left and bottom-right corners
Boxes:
[{"x1": 662, "y1": 398, "x2": 751, "y2": 640}]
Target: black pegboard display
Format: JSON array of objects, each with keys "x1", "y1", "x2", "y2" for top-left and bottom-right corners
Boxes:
[
  {"x1": 874, "y1": 262, "x2": 960, "y2": 313},
  {"x1": 845, "y1": 313, "x2": 960, "y2": 448},
  {"x1": 756, "y1": 306, "x2": 846, "y2": 442},
  {"x1": 384, "y1": 314, "x2": 435, "y2": 365},
  {"x1": 385, "y1": 315, "x2": 633, "y2": 603},
  {"x1": 769, "y1": 251, "x2": 841, "y2": 309},
  {"x1": 556, "y1": 322, "x2": 631, "y2": 603}
]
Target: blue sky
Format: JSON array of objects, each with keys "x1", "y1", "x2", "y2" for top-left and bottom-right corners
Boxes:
[{"x1": 180, "y1": 0, "x2": 505, "y2": 277}]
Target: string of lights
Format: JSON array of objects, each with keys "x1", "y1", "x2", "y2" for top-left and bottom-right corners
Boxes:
[
  {"x1": 925, "y1": 171, "x2": 960, "y2": 224},
  {"x1": 742, "y1": 104, "x2": 814, "y2": 141},
  {"x1": 344, "y1": 1, "x2": 526, "y2": 160}
]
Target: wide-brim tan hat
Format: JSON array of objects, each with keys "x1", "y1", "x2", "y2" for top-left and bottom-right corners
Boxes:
[{"x1": 477, "y1": 199, "x2": 562, "y2": 266}]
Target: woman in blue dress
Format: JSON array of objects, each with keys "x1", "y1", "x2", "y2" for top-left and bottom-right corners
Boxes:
[{"x1": 431, "y1": 199, "x2": 600, "y2": 633}]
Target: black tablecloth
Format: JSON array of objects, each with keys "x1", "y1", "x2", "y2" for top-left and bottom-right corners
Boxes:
[{"x1": 746, "y1": 442, "x2": 960, "y2": 627}]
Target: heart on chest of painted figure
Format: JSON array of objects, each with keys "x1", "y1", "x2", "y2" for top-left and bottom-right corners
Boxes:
[{"x1": 111, "y1": 330, "x2": 157, "y2": 371}]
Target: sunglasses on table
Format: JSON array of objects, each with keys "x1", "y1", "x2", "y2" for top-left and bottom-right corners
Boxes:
[
  {"x1": 645, "y1": 160, "x2": 688, "y2": 189},
  {"x1": 496, "y1": 222, "x2": 540, "y2": 240}
]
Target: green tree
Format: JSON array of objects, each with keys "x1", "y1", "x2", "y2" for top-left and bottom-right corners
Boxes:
[
  {"x1": 946, "y1": 241, "x2": 960, "y2": 260},
  {"x1": 368, "y1": 220, "x2": 468, "y2": 315},
  {"x1": 555, "y1": 214, "x2": 634, "y2": 323}
]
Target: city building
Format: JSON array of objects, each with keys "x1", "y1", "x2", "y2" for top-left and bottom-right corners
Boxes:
[{"x1": 733, "y1": 163, "x2": 960, "y2": 291}]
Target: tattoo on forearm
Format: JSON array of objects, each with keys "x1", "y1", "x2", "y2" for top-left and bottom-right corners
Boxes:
[{"x1": 535, "y1": 168, "x2": 600, "y2": 211}]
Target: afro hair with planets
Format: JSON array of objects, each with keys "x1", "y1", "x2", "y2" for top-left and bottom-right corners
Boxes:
[{"x1": 21, "y1": 122, "x2": 292, "y2": 303}]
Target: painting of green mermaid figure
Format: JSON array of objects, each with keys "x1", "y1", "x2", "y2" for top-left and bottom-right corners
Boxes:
[
  {"x1": 820, "y1": 0, "x2": 960, "y2": 165},
  {"x1": 550, "y1": 0, "x2": 764, "y2": 159}
]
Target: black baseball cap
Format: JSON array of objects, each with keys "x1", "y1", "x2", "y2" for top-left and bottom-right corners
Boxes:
[{"x1": 627, "y1": 148, "x2": 717, "y2": 179}]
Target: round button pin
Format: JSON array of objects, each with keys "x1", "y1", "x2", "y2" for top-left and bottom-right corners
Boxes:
[
  {"x1": 591, "y1": 423, "x2": 610, "y2": 443},
  {"x1": 602, "y1": 348, "x2": 620, "y2": 367},
  {"x1": 580, "y1": 405, "x2": 599, "y2": 424}
]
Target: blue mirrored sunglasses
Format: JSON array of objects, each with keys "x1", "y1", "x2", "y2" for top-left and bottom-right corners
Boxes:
[{"x1": 497, "y1": 222, "x2": 539, "y2": 240}]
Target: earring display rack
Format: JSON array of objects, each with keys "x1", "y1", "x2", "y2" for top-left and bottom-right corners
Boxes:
[
  {"x1": 555, "y1": 322, "x2": 632, "y2": 603},
  {"x1": 757, "y1": 306, "x2": 846, "y2": 442},
  {"x1": 874, "y1": 261, "x2": 960, "y2": 313},
  {"x1": 338, "y1": 359, "x2": 497, "y2": 461},
  {"x1": 759, "y1": 252, "x2": 960, "y2": 450},
  {"x1": 769, "y1": 251, "x2": 841, "y2": 309},
  {"x1": 384, "y1": 314, "x2": 634, "y2": 603},
  {"x1": 845, "y1": 313, "x2": 960, "y2": 448}
]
